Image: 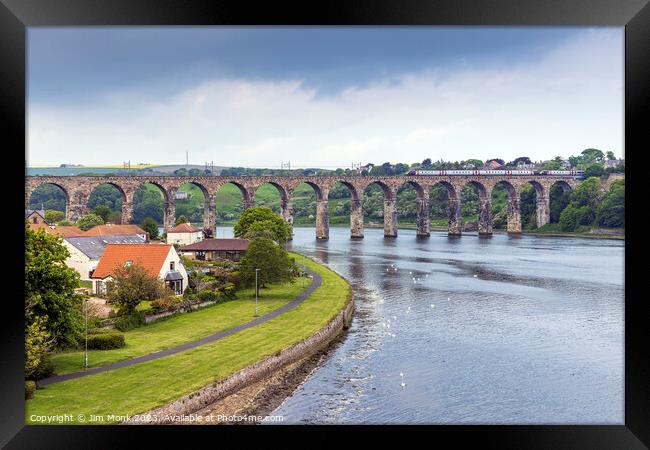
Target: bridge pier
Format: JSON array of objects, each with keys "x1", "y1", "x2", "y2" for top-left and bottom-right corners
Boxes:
[
  {"x1": 203, "y1": 194, "x2": 216, "y2": 237},
  {"x1": 281, "y1": 192, "x2": 293, "y2": 241},
  {"x1": 164, "y1": 201, "x2": 176, "y2": 233},
  {"x1": 384, "y1": 188, "x2": 398, "y2": 237},
  {"x1": 416, "y1": 196, "x2": 430, "y2": 237},
  {"x1": 67, "y1": 190, "x2": 89, "y2": 223},
  {"x1": 350, "y1": 197, "x2": 364, "y2": 238},
  {"x1": 478, "y1": 197, "x2": 493, "y2": 235},
  {"x1": 121, "y1": 201, "x2": 134, "y2": 225},
  {"x1": 447, "y1": 193, "x2": 462, "y2": 236},
  {"x1": 506, "y1": 195, "x2": 521, "y2": 233},
  {"x1": 315, "y1": 197, "x2": 329, "y2": 239},
  {"x1": 536, "y1": 194, "x2": 550, "y2": 228}
]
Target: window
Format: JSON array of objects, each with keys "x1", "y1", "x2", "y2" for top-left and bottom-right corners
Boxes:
[
  {"x1": 32, "y1": 216, "x2": 38, "y2": 224},
  {"x1": 170, "y1": 261, "x2": 175, "y2": 270}
]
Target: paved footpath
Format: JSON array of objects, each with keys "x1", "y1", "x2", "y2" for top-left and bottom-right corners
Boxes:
[{"x1": 39, "y1": 264, "x2": 321, "y2": 386}]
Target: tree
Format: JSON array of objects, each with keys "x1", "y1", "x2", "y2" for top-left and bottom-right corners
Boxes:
[
  {"x1": 106, "y1": 263, "x2": 165, "y2": 314},
  {"x1": 175, "y1": 215, "x2": 189, "y2": 226},
  {"x1": 596, "y1": 179, "x2": 624, "y2": 228},
  {"x1": 29, "y1": 184, "x2": 66, "y2": 212},
  {"x1": 558, "y1": 177, "x2": 602, "y2": 230},
  {"x1": 141, "y1": 217, "x2": 159, "y2": 240},
  {"x1": 174, "y1": 168, "x2": 188, "y2": 176},
  {"x1": 132, "y1": 185, "x2": 164, "y2": 224},
  {"x1": 45, "y1": 210, "x2": 65, "y2": 224},
  {"x1": 234, "y1": 207, "x2": 292, "y2": 244},
  {"x1": 87, "y1": 184, "x2": 123, "y2": 212},
  {"x1": 75, "y1": 213, "x2": 104, "y2": 231},
  {"x1": 108, "y1": 211, "x2": 122, "y2": 224},
  {"x1": 93, "y1": 205, "x2": 113, "y2": 223},
  {"x1": 581, "y1": 148, "x2": 605, "y2": 163},
  {"x1": 584, "y1": 163, "x2": 604, "y2": 179},
  {"x1": 25, "y1": 226, "x2": 84, "y2": 348},
  {"x1": 25, "y1": 316, "x2": 54, "y2": 379},
  {"x1": 421, "y1": 158, "x2": 432, "y2": 169},
  {"x1": 239, "y1": 238, "x2": 296, "y2": 288},
  {"x1": 606, "y1": 151, "x2": 616, "y2": 160}
]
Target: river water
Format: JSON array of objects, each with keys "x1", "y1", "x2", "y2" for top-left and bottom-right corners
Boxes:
[{"x1": 253, "y1": 226, "x2": 624, "y2": 425}]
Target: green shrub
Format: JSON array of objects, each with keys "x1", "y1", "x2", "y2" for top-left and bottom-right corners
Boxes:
[
  {"x1": 150, "y1": 296, "x2": 179, "y2": 313},
  {"x1": 86, "y1": 330, "x2": 126, "y2": 350},
  {"x1": 114, "y1": 312, "x2": 146, "y2": 332},
  {"x1": 31, "y1": 356, "x2": 56, "y2": 380},
  {"x1": 198, "y1": 289, "x2": 222, "y2": 302},
  {"x1": 25, "y1": 380, "x2": 37, "y2": 399}
]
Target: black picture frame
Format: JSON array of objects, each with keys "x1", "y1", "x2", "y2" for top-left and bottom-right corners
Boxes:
[{"x1": 2, "y1": 0, "x2": 647, "y2": 447}]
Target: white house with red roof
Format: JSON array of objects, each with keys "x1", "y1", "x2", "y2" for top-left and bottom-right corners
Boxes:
[
  {"x1": 166, "y1": 222, "x2": 203, "y2": 246},
  {"x1": 91, "y1": 243, "x2": 188, "y2": 296}
]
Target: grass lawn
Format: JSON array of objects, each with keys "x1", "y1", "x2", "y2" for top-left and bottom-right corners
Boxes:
[
  {"x1": 78, "y1": 280, "x2": 92, "y2": 289},
  {"x1": 26, "y1": 254, "x2": 351, "y2": 424},
  {"x1": 49, "y1": 277, "x2": 310, "y2": 375}
]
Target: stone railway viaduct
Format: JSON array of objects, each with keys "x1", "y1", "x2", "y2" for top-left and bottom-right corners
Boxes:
[{"x1": 25, "y1": 175, "x2": 579, "y2": 239}]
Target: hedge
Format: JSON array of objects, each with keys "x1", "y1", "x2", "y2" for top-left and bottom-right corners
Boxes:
[{"x1": 87, "y1": 330, "x2": 126, "y2": 350}]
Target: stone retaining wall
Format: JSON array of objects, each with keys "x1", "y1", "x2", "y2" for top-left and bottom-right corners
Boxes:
[{"x1": 123, "y1": 288, "x2": 354, "y2": 424}]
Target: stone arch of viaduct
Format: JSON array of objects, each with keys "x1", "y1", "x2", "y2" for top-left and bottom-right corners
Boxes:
[{"x1": 25, "y1": 175, "x2": 579, "y2": 239}]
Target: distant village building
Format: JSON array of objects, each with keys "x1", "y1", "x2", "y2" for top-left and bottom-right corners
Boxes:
[
  {"x1": 166, "y1": 222, "x2": 204, "y2": 246},
  {"x1": 356, "y1": 163, "x2": 374, "y2": 175},
  {"x1": 29, "y1": 223, "x2": 84, "y2": 238},
  {"x1": 25, "y1": 209, "x2": 47, "y2": 225},
  {"x1": 174, "y1": 191, "x2": 189, "y2": 200},
  {"x1": 483, "y1": 160, "x2": 504, "y2": 170},
  {"x1": 63, "y1": 234, "x2": 146, "y2": 280},
  {"x1": 516, "y1": 162, "x2": 536, "y2": 169},
  {"x1": 91, "y1": 243, "x2": 188, "y2": 295},
  {"x1": 605, "y1": 159, "x2": 624, "y2": 168},
  {"x1": 82, "y1": 224, "x2": 148, "y2": 241},
  {"x1": 180, "y1": 238, "x2": 249, "y2": 262}
]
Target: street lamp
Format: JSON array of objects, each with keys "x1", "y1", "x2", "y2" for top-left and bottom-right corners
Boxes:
[
  {"x1": 84, "y1": 296, "x2": 88, "y2": 369},
  {"x1": 254, "y1": 268, "x2": 260, "y2": 317}
]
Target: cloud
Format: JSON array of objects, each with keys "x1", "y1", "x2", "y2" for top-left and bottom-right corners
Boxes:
[{"x1": 28, "y1": 29, "x2": 623, "y2": 167}]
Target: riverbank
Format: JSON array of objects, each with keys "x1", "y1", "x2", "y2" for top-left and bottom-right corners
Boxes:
[
  {"x1": 173, "y1": 326, "x2": 349, "y2": 425},
  {"x1": 26, "y1": 253, "x2": 352, "y2": 424}
]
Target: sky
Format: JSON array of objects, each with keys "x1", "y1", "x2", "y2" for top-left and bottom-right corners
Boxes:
[{"x1": 27, "y1": 27, "x2": 624, "y2": 168}]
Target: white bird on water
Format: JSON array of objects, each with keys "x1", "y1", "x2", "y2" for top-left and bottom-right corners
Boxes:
[{"x1": 400, "y1": 372, "x2": 406, "y2": 388}]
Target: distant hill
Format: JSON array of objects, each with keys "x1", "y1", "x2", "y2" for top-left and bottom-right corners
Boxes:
[{"x1": 27, "y1": 164, "x2": 227, "y2": 176}]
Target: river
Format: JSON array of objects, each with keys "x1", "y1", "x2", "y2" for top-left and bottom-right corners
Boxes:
[{"x1": 253, "y1": 226, "x2": 624, "y2": 425}]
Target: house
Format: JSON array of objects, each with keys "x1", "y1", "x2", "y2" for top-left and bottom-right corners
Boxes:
[
  {"x1": 166, "y1": 222, "x2": 204, "y2": 246},
  {"x1": 356, "y1": 163, "x2": 374, "y2": 175},
  {"x1": 91, "y1": 243, "x2": 188, "y2": 296},
  {"x1": 180, "y1": 238, "x2": 249, "y2": 262},
  {"x1": 82, "y1": 223, "x2": 148, "y2": 241},
  {"x1": 483, "y1": 160, "x2": 504, "y2": 170},
  {"x1": 62, "y1": 234, "x2": 146, "y2": 281},
  {"x1": 25, "y1": 209, "x2": 47, "y2": 225},
  {"x1": 29, "y1": 223, "x2": 84, "y2": 238}
]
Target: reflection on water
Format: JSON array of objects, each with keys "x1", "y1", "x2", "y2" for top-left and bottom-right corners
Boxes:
[{"x1": 222, "y1": 226, "x2": 624, "y2": 424}]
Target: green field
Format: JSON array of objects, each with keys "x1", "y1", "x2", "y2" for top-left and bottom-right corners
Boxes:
[
  {"x1": 26, "y1": 254, "x2": 351, "y2": 424},
  {"x1": 51, "y1": 278, "x2": 310, "y2": 375}
]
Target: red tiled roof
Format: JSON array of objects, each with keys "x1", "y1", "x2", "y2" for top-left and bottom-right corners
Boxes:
[
  {"x1": 91, "y1": 243, "x2": 172, "y2": 279},
  {"x1": 83, "y1": 224, "x2": 147, "y2": 237},
  {"x1": 168, "y1": 222, "x2": 200, "y2": 233},
  {"x1": 29, "y1": 223, "x2": 84, "y2": 238},
  {"x1": 180, "y1": 238, "x2": 249, "y2": 252}
]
